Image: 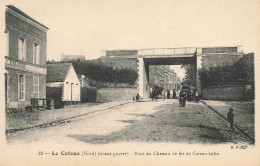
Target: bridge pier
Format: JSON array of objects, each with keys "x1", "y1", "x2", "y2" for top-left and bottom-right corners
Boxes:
[
  {"x1": 138, "y1": 58, "x2": 150, "y2": 100},
  {"x1": 196, "y1": 54, "x2": 202, "y2": 94}
]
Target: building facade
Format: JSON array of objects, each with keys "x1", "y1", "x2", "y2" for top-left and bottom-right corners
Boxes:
[
  {"x1": 149, "y1": 65, "x2": 181, "y2": 92},
  {"x1": 5, "y1": 5, "x2": 49, "y2": 111}
]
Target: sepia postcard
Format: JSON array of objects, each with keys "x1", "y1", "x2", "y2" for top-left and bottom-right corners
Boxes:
[{"x1": 0, "y1": 0, "x2": 259, "y2": 165}]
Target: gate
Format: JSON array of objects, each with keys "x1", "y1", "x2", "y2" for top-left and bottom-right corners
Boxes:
[{"x1": 46, "y1": 86, "x2": 63, "y2": 109}]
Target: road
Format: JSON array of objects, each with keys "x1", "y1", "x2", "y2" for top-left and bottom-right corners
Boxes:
[{"x1": 7, "y1": 99, "x2": 252, "y2": 145}]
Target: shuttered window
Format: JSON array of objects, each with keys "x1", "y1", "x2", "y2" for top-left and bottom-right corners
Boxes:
[
  {"x1": 18, "y1": 74, "x2": 25, "y2": 100},
  {"x1": 33, "y1": 43, "x2": 40, "y2": 64},
  {"x1": 33, "y1": 76, "x2": 39, "y2": 98},
  {"x1": 18, "y1": 37, "x2": 26, "y2": 61}
]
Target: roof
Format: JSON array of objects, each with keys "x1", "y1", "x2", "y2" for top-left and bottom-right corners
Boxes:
[
  {"x1": 61, "y1": 55, "x2": 86, "y2": 62},
  {"x1": 47, "y1": 63, "x2": 72, "y2": 82},
  {"x1": 153, "y1": 69, "x2": 163, "y2": 76},
  {"x1": 6, "y1": 5, "x2": 49, "y2": 30},
  {"x1": 158, "y1": 66, "x2": 176, "y2": 75}
]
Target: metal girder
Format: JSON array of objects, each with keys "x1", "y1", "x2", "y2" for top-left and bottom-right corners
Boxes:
[{"x1": 143, "y1": 57, "x2": 196, "y2": 65}]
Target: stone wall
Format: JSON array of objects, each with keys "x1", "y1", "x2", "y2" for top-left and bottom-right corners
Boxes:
[
  {"x1": 202, "y1": 85, "x2": 253, "y2": 101},
  {"x1": 96, "y1": 88, "x2": 138, "y2": 102}
]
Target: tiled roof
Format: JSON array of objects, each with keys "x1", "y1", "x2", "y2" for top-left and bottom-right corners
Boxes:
[
  {"x1": 47, "y1": 63, "x2": 71, "y2": 82},
  {"x1": 6, "y1": 5, "x2": 49, "y2": 29}
]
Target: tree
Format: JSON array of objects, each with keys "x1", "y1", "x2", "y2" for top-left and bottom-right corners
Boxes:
[
  {"x1": 181, "y1": 64, "x2": 196, "y2": 88},
  {"x1": 198, "y1": 53, "x2": 254, "y2": 88},
  {"x1": 50, "y1": 59, "x2": 139, "y2": 85}
]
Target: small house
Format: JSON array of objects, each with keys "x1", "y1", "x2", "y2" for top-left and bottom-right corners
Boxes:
[{"x1": 47, "y1": 63, "x2": 80, "y2": 105}]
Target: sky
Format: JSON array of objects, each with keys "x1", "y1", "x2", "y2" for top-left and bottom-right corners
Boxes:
[
  {"x1": 2, "y1": 0, "x2": 259, "y2": 63},
  {"x1": 170, "y1": 65, "x2": 185, "y2": 81}
]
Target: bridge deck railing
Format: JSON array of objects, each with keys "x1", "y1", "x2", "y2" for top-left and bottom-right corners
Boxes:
[{"x1": 138, "y1": 47, "x2": 197, "y2": 56}]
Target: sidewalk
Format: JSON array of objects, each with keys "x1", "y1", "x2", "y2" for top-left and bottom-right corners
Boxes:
[
  {"x1": 6, "y1": 101, "x2": 134, "y2": 132},
  {"x1": 201, "y1": 100, "x2": 255, "y2": 140}
]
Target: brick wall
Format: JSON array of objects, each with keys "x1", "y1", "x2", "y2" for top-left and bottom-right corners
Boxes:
[
  {"x1": 6, "y1": 24, "x2": 47, "y2": 67},
  {"x1": 6, "y1": 12, "x2": 47, "y2": 40},
  {"x1": 5, "y1": 8, "x2": 48, "y2": 111},
  {"x1": 7, "y1": 68, "x2": 46, "y2": 109}
]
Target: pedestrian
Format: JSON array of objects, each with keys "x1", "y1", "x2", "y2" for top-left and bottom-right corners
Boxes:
[
  {"x1": 167, "y1": 90, "x2": 170, "y2": 99},
  {"x1": 195, "y1": 91, "x2": 199, "y2": 102},
  {"x1": 152, "y1": 89, "x2": 158, "y2": 101},
  {"x1": 136, "y1": 93, "x2": 140, "y2": 102},
  {"x1": 173, "y1": 89, "x2": 176, "y2": 99},
  {"x1": 227, "y1": 108, "x2": 234, "y2": 129},
  {"x1": 179, "y1": 91, "x2": 187, "y2": 107}
]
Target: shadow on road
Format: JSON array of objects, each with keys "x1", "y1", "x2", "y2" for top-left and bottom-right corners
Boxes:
[{"x1": 68, "y1": 103, "x2": 229, "y2": 144}]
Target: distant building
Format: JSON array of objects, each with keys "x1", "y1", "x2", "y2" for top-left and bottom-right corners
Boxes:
[
  {"x1": 105, "y1": 50, "x2": 138, "y2": 57},
  {"x1": 47, "y1": 63, "x2": 81, "y2": 102},
  {"x1": 5, "y1": 5, "x2": 49, "y2": 111},
  {"x1": 61, "y1": 54, "x2": 86, "y2": 62},
  {"x1": 149, "y1": 65, "x2": 181, "y2": 92}
]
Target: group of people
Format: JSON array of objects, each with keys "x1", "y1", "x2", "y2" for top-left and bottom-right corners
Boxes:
[
  {"x1": 178, "y1": 90, "x2": 200, "y2": 107},
  {"x1": 135, "y1": 90, "x2": 235, "y2": 130},
  {"x1": 166, "y1": 89, "x2": 177, "y2": 99}
]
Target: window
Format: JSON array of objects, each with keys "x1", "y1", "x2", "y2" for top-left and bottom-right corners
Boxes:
[
  {"x1": 33, "y1": 43, "x2": 40, "y2": 64},
  {"x1": 33, "y1": 76, "x2": 39, "y2": 98},
  {"x1": 18, "y1": 74, "x2": 25, "y2": 100},
  {"x1": 18, "y1": 37, "x2": 26, "y2": 61}
]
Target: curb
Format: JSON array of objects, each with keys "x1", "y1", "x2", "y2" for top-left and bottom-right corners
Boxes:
[
  {"x1": 6, "y1": 101, "x2": 133, "y2": 134},
  {"x1": 200, "y1": 100, "x2": 255, "y2": 144}
]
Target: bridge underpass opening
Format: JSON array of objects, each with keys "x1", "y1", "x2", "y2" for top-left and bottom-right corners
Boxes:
[{"x1": 138, "y1": 56, "x2": 201, "y2": 100}]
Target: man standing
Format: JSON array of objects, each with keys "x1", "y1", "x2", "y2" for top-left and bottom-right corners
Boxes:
[{"x1": 227, "y1": 108, "x2": 234, "y2": 129}]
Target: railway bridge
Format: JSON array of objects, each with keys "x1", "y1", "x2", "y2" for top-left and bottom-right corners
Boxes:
[{"x1": 101, "y1": 46, "x2": 243, "y2": 100}]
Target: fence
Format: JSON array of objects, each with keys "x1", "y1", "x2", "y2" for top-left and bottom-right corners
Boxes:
[{"x1": 81, "y1": 87, "x2": 97, "y2": 103}]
